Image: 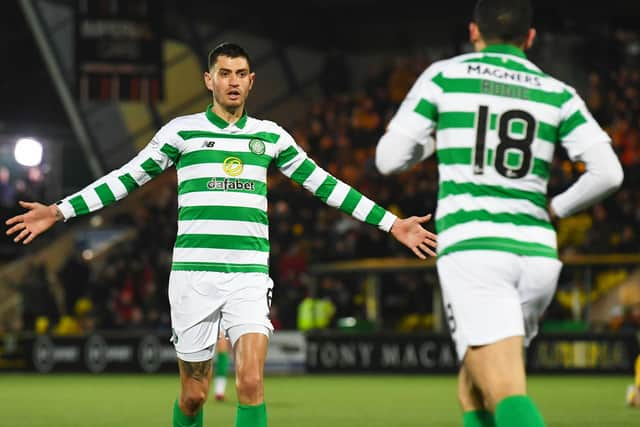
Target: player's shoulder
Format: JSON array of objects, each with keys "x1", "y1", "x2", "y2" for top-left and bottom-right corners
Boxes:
[
  {"x1": 417, "y1": 56, "x2": 459, "y2": 78},
  {"x1": 161, "y1": 112, "x2": 208, "y2": 132},
  {"x1": 245, "y1": 116, "x2": 292, "y2": 142}
]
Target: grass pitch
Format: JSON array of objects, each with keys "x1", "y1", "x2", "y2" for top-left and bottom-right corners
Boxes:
[{"x1": 2, "y1": 373, "x2": 635, "y2": 426}]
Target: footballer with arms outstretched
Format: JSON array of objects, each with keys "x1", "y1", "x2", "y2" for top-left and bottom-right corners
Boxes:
[{"x1": 6, "y1": 43, "x2": 437, "y2": 427}]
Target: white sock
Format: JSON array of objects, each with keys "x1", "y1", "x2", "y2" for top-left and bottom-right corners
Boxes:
[{"x1": 214, "y1": 376, "x2": 227, "y2": 396}]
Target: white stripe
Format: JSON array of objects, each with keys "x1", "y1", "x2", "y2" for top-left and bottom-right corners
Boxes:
[
  {"x1": 433, "y1": 128, "x2": 475, "y2": 150},
  {"x1": 57, "y1": 200, "x2": 76, "y2": 221},
  {"x1": 534, "y1": 139, "x2": 554, "y2": 159},
  {"x1": 436, "y1": 194, "x2": 549, "y2": 220},
  {"x1": 181, "y1": 140, "x2": 276, "y2": 157},
  {"x1": 352, "y1": 196, "x2": 375, "y2": 223},
  {"x1": 439, "y1": 221, "x2": 557, "y2": 251},
  {"x1": 438, "y1": 165, "x2": 548, "y2": 194},
  {"x1": 178, "y1": 192, "x2": 267, "y2": 211},
  {"x1": 178, "y1": 163, "x2": 268, "y2": 182},
  {"x1": 326, "y1": 180, "x2": 351, "y2": 208},
  {"x1": 109, "y1": 178, "x2": 128, "y2": 200},
  {"x1": 129, "y1": 167, "x2": 153, "y2": 186},
  {"x1": 438, "y1": 93, "x2": 562, "y2": 122},
  {"x1": 84, "y1": 187, "x2": 102, "y2": 211},
  {"x1": 379, "y1": 211, "x2": 397, "y2": 232},
  {"x1": 302, "y1": 165, "x2": 327, "y2": 193},
  {"x1": 278, "y1": 152, "x2": 305, "y2": 177},
  {"x1": 178, "y1": 219, "x2": 268, "y2": 238},
  {"x1": 172, "y1": 247, "x2": 269, "y2": 266}
]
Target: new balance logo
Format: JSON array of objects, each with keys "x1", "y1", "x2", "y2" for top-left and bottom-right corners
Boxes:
[{"x1": 202, "y1": 140, "x2": 216, "y2": 148}]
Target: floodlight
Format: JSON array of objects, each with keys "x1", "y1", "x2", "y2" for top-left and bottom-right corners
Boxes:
[{"x1": 14, "y1": 138, "x2": 43, "y2": 167}]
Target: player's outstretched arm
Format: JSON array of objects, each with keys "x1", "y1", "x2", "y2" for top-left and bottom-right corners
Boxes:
[
  {"x1": 5, "y1": 201, "x2": 63, "y2": 244},
  {"x1": 390, "y1": 213, "x2": 437, "y2": 259}
]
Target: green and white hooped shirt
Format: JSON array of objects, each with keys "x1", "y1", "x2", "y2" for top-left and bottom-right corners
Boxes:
[
  {"x1": 57, "y1": 105, "x2": 397, "y2": 274},
  {"x1": 386, "y1": 44, "x2": 611, "y2": 259}
]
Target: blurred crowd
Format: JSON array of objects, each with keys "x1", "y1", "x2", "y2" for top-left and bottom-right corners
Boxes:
[{"x1": 2, "y1": 29, "x2": 639, "y2": 337}]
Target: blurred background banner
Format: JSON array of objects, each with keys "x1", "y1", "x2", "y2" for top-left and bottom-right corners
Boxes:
[
  {"x1": 0, "y1": 330, "x2": 306, "y2": 374},
  {"x1": 75, "y1": 0, "x2": 164, "y2": 102},
  {"x1": 2, "y1": 330, "x2": 636, "y2": 374}
]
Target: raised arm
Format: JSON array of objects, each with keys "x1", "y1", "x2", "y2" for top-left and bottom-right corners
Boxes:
[
  {"x1": 274, "y1": 130, "x2": 436, "y2": 258},
  {"x1": 5, "y1": 124, "x2": 181, "y2": 244}
]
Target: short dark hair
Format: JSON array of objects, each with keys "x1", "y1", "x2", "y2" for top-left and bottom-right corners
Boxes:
[
  {"x1": 473, "y1": 0, "x2": 533, "y2": 44},
  {"x1": 207, "y1": 42, "x2": 252, "y2": 70}
]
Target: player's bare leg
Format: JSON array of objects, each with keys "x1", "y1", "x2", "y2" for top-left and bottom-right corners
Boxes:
[
  {"x1": 174, "y1": 358, "x2": 213, "y2": 426},
  {"x1": 233, "y1": 332, "x2": 269, "y2": 426},
  {"x1": 459, "y1": 364, "x2": 485, "y2": 410},
  {"x1": 459, "y1": 365, "x2": 494, "y2": 426},
  {"x1": 463, "y1": 336, "x2": 544, "y2": 426},
  {"x1": 464, "y1": 336, "x2": 526, "y2": 410}
]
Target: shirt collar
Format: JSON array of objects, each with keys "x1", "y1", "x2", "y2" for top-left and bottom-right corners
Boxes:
[
  {"x1": 481, "y1": 44, "x2": 526, "y2": 59},
  {"x1": 205, "y1": 104, "x2": 248, "y2": 129}
]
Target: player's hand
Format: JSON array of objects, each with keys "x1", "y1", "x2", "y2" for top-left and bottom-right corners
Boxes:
[
  {"x1": 390, "y1": 213, "x2": 437, "y2": 259},
  {"x1": 5, "y1": 201, "x2": 61, "y2": 244}
]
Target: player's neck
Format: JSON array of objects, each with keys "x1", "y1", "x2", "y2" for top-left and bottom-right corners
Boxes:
[
  {"x1": 211, "y1": 103, "x2": 244, "y2": 125},
  {"x1": 474, "y1": 39, "x2": 526, "y2": 53}
]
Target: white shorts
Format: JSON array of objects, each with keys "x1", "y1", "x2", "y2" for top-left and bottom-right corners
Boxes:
[
  {"x1": 168, "y1": 271, "x2": 274, "y2": 362},
  {"x1": 437, "y1": 250, "x2": 562, "y2": 361}
]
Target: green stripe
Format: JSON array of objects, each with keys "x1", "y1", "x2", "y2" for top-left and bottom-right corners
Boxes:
[
  {"x1": 414, "y1": 98, "x2": 438, "y2": 121},
  {"x1": 178, "y1": 150, "x2": 271, "y2": 169},
  {"x1": 172, "y1": 262, "x2": 269, "y2": 273},
  {"x1": 436, "y1": 209, "x2": 552, "y2": 233},
  {"x1": 438, "y1": 111, "x2": 557, "y2": 144},
  {"x1": 437, "y1": 147, "x2": 472, "y2": 165},
  {"x1": 558, "y1": 110, "x2": 587, "y2": 139},
  {"x1": 275, "y1": 146, "x2": 299, "y2": 168},
  {"x1": 160, "y1": 144, "x2": 180, "y2": 163},
  {"x1": 178, "y1": 178, "x2": 267, "y2": 196},
  {"x1": 177, "y1": 130, "x2": 280, "y2": 143},
  {"x1": 315, "y1": 175, "x2": 338, "y2": 203},
  {"x1": 69, "y1": 195, "x2": 89, "y2": 216},
  {"x1": 438, "y1": 181, "x2": 546, "y2": 208},
  {"x1": 532, "y1": 158, "x2": 550, "y2": 179},
  {"x1": 175, "y1": 234, "x2": 270, "y2": 251},
  {"x1": 178, "y1": 206, "x2": 268, "y2": 224},
  {"x1": 118, "y1": 173, "x2": 139, "y2": 192},
  {"x1": 438, "y1": 112, "x2": 474, "y2": 130},
  {"x1": 291, "y1": 159, "x2": 316, "y2": 185},
  {"x1": 339, "y1": 188, "x2": 363, "y2": 215},
  {"x1": 439, "y1": 237, "x2": 557, "y2": 258},
  {"x1": 432, "y1": 73, "x2": 572, "y2": 107},
  {"x1": 141, "y1": 158, "x2": 163, "y2": 177},
  {"x1": 364, "y1": 204, "x2": 387, "y2": 226},
  {"x1": 94, "y1": 183, "x2": 116, "y2": 207},
  {"x1": 463, "y1": 56, "x2": 546, "y2": 77},
  {"x1": 437, "y1": 147, "x2": 549, "y2": 178},
  {"x1": 511, "y1": 121, "x2": 524, "y2": 134},
  {"x1": 537, "y1": 122, "x2": 557, "y2": 144}
]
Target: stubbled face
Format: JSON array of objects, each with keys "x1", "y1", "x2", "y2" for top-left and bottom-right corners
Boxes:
[{"x1": 204, "y1": 55, "x2": 254, "y2": 109}]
